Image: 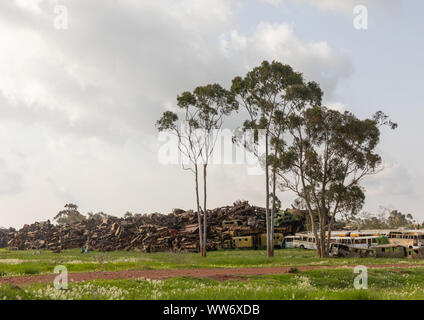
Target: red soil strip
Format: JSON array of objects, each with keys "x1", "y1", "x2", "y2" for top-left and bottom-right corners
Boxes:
[{"x1": 1, "y1": 264, "x2": 423, "y2": 286}]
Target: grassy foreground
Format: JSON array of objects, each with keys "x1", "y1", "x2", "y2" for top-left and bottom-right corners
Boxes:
[
  {"x1": 1, "y1": 268, "x2": 424, "y2": 300},
  {"x1": 1, "y1": 248, "x2": 423, "y2": 276},
  {"x1": 1, "y1": 248, "x2": 424, "y2": 300}
]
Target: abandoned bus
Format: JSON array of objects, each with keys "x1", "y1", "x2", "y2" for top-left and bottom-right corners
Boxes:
[
  {"x1": 284, "y1": 235, "x2": 300, "y2": 248},
  {"x1": 288, "y1": 233, "x2": 317, "y2": 250},
  {"x1": 332, "y1": 236, "x2": 380, "y2": 249},
  {"x1": 232, "y1": 233, "x2": 284, "y2": 249},
  {"x1": 387, "y1": 230, "x2": 424, "y2": 248},
  {"x1": 287, "y1": 232, "x2": 382, "y2": 250}
]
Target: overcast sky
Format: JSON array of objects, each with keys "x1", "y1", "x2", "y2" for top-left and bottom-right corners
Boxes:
[{"x1": 0, "y1": 0, "x2": 422, "y2": 228}]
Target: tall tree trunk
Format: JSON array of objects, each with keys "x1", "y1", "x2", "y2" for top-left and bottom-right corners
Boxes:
[
  {"x1": 305, "y1": 206, "x2": 320, "y2": 258},
  {"x1": 194, "y1": 165, "x2": 203, "y2": 254},
  {"x1": 202, "y1": 164, "x2": 207, "y2": 257},
  {"x1": 318, "y1": 214, "x2": 325, "y2": 258},
  {"x1": 265, "y1": 133, "x2": 272, "y2": 257},
  {"x1": 314, "y1": 206, "x2": 321, "y2": 258},
  {"x1": 318, "y1": 213, "x2": 324, "y2": 258},
  {"x1": 270, "y1": 162, "x2": 277, "y2": 257},
  {"x1": 326, "y1": 211, "x2": 337, "y2": 256}
]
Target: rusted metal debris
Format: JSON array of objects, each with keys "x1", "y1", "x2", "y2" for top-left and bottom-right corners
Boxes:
[
  {"x1": 0, "y1": 228, "x2": 13, "y2": 248},
  {"x1": 6, "y1": 201, "x2": 305, "y2": 253},
  {"x1": 328, "y1": 243, "x2": 374, "y2": 258}
]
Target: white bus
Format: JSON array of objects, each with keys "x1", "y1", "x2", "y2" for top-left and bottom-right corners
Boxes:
[
  {"x1": 284, "y1": 234, "x2": 316, "y2": 250},
  {"x1": 333, "y1": 236, "x2": 380, "y2": 249},
  {"x1": 285, "y1": 232, "x2": 383, "y2": 250}
]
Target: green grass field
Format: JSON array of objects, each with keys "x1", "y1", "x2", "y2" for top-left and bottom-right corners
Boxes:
[
  {"x1": 1, "y1": 248, "x2": 423, "y2": 276},
  {"x1": 1, "y1": 248, "x2": 424, "y2": 300},
  {"x1": 1, "y1": 268, "x2": 424, "y2": 300}
]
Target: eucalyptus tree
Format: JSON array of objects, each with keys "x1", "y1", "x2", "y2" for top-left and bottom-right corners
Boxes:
[
  {"x1": 231, "y1": 60, "x2": 322, "y2": 257},
  {"x1": 157, "y1": 84, "x2": 237, "y2": 257},
  {"x1": 54, "y1": 204, "x2": 86, "y2": 225},
  {"x1": 280, "y1": 107, "x2": 397, "y2": 257}
]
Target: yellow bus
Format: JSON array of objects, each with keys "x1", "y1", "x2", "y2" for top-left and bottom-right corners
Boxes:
[
  {"x1": 232, "y1": 236, "x2": 256, "y2": 249},
  {"x1": 387, "y1": 230, "x2": 424, "y2": 248},
  {"x1": 232, "y1": 233, "x2": 284, "y2": 249},
  {"x1": 258, "y1": 233, "x2": 284, "y2": 249}
]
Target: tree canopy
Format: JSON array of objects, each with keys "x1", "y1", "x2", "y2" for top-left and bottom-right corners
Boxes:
[
  {"x1": 278, "y1": 106, "x2": 397, "y2": 256},
  {"x1": 231, "y1": 60, "x2": 323, "y2": 257},
  {"x1": 53, "y1": 204, "x2": 86, "y2": 225},
  {"x1": 157, "y1": 83, "x2": 238, "y2": 257}
]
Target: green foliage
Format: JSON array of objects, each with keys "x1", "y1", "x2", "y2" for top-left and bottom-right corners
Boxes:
[
  {"x1": 274, "y1": 209, "x2": 303, "y2": 227},
  {"x1": 386, "y1": 210, "x2": 416, "y2": 228},
  {"x1": 87, "y1": 211, "x2": 114, "y2": 223},
  {"x1": 376, "y1": 236, "x2": 389, "y2": 245},
  {"x1": 281, "y1": 105, "x2": 396, "y2": 256},
  {"x1": 156, "y1": 82, "x2": 238, "y2": 257},
  {"x1": 156, "y1": 83, "x2": 238, "y2": 136},
  {"x1": 231, "y1": 60, "x2": 323, "y2": 256},
  {"x1": 231, "y1": 60, "x2": 322, "y2": 147},
  {"x1": 156, "y1": 111, "x2": 178, "y2": 132},
  {"x1": 54, "y1": 204, "x2": 86, "y2": 226},
  {"x1": 345, "y1": 207, "x2": 419, "y2": 230}
]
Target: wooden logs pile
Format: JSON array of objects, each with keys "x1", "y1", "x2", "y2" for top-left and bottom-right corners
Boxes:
[
  {"x1": 7, "y1": 201, "x2": 304, "y2": 252},
  {"x1": 0, "y1": 228, "x2": 13, "y2": 248}
]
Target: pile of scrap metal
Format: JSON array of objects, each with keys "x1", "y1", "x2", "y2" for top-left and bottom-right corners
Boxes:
[
  {"x1": 0, "y1": 227, "x2": 13, "y2": 248},
  {"x1": 6, "y1": 201, "x2": 306, "y2": 253}
]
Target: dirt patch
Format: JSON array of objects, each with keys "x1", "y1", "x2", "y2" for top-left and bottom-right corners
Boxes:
[{"x1": 1, "y1": 264, "x2": 423, "y2": 286}]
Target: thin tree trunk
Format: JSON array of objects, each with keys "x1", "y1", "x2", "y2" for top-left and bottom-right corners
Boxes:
[
  {"x1": 319, "y1": 213, "x2": 324, "y2": 258},
  {"x1": 265, "y1": 133, "x2": 272, "y2": 257},
  {"x1": 304, "y1": 204, "x2": 320, "y2": 258},
  {"x1": 318, "y1": 205, "x2": 328, "y2": 257},
  {"x1": 202, "y1": 164, "x2": 207, "y2": 257},
  {"x1": 194, "y1": 165, "x2": 203, "y2": 254},
  {"x1": 326, "y1": 212, "x2": 337, "y2": 255},
  {"x1": 307, "y1": 210, "x2": 320, "y2": 258},
  {"x1": 270, "y1": 162, "x2": 277, "y2": 257}
]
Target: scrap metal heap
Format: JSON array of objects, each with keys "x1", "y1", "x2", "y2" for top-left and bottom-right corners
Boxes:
[
  {"x1": 0, "y1": 228, "x2": 13, "y2": 248},
  {"x1": 7, "y1": 201, "x2": 305, "y2": 252}
]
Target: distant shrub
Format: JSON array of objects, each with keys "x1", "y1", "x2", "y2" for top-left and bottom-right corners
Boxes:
[
  {"x1": 288, "y1": 267, "x2": 298, "y2": 274},
  {"x1": 376, "y1": 236, "x2": 389, "y2": 245}
]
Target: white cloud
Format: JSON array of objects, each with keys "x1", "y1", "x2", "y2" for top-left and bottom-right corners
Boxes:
[
  {"x1": 365, "y1": 163, "x2": 416, "y2": 198},
  {"x1": 0, "y1": 0, "x2": 356, "y2": 227},
  {"x1": 219, "y1": 22, "x2": 353, "y2": 96},
  {"x1": 14, "y1": 0, "x2": 43, "y2": 14},
  {"x1": 0, "y1": 0, "x2": 237, "y2": 141},
  {"x1": 260, "y1": 0, "x2": 283, "y2": 7},
  {"x1": 326, "y1": 101, "x2": 347, "y2": 112},
  {"x1": 0, "y1": 1, "x2": 352, "y2": 141},
  {"x1": 0, "y1": 167, "x2": 22, "y2": 196}
]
